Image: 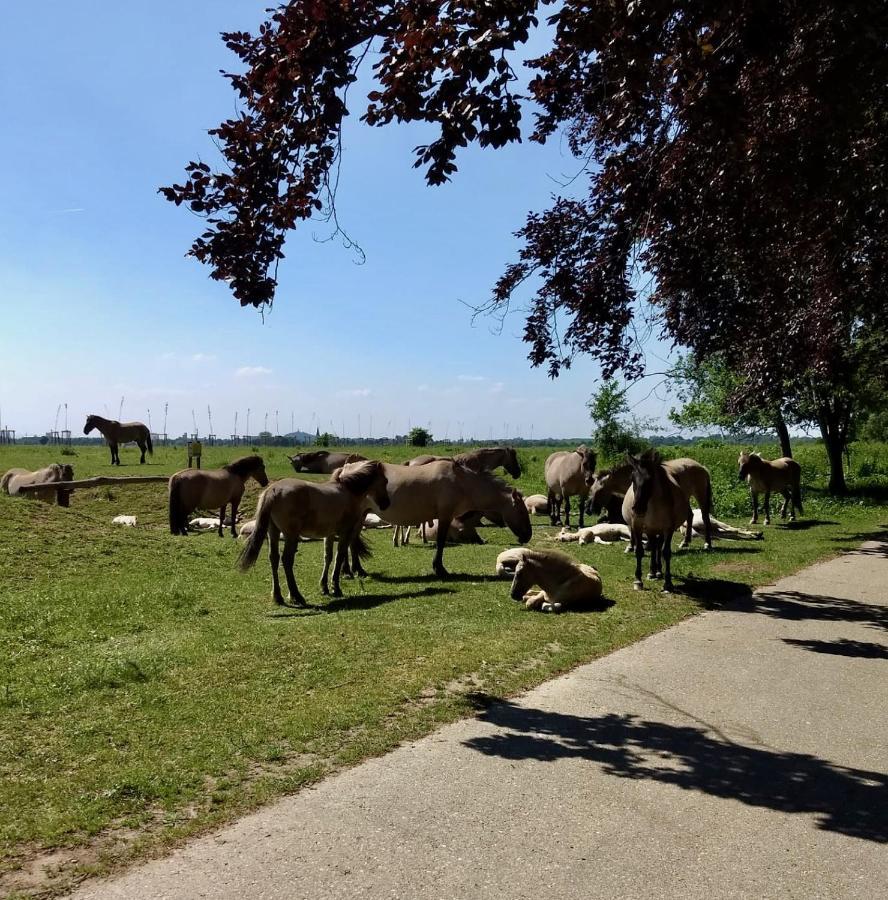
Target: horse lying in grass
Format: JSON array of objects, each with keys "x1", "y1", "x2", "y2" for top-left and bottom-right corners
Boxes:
[
  {"x1": 495, "y1": 547, "x2": 603, "y2": 613},
  {"x1": 545, "y1": 445, "x2": 597, "y2": 528},
  {"x1": 524, "y1": 494, "x2": 549, "y2": 516},
  {"x1": 169, "y1": 455, "x2": 269, "y2": 537},
  {"x1": 553, "y1": 523, "x2": 632, "y2": 545},
  {"x1": 287, "y1": 450, "x2": 367, "y2": 474},
  {"x1": 419, "y1": 511, "x2": 485, "y2": 545},
  {"x1": 688, "y1": 508, "x2": 763, "y2": 541},
  {"x1": 84, "y1": 414, "x2": 152, "y2": 465},
  {"x1": 1, "y1": 463, "x2": 74, "y2": 506},
  {"x1": 738, "y1": 451, "x2": 803, "y2": 524},
  {"x1": 238, "y1": 460, "x2": 390, "y2": 604}
]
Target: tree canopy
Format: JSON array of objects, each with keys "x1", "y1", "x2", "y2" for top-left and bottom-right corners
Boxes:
[{"x1": 163, "y1": 1, "x2": 888, "y2": 400}]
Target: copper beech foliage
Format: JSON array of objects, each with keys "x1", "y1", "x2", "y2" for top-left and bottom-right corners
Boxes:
[{"x1": 162, "y1": 0, "x2": 888, "y2": 395}]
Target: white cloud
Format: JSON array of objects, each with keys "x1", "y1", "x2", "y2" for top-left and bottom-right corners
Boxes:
[
  {"x1": 337, "y1": 388, "x2": 372, "y2": 398},
  {"x1": 192, "y1": 353, "x2": 217, "y2": 363},
  {"x1": 457, "y1": 375, "x2": 486, "y2": 382},
  {"x1": 235, "y1": 366, "x2": 272, "y2": 378}
]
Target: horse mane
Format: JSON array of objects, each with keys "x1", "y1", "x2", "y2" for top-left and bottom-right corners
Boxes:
[
  {"x1": 225, "y1": 455, "x2": 264, "y2": 477},
  {"x1": 520, "y1": 547, "x2": 581, "y2": 570},
  {"x1": 333, "y1": 460, "x2": 382, "y2": 495}
]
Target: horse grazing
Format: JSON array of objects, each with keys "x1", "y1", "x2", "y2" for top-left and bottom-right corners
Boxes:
[
  {"x1": 169, "y1": 455, "x2": 269, "y2": 537},
  {"x1": 544, "y1": 445, "x2": 597, "y2": 528},
  {"x1": 359, "y1": 460, "x2": 532, "y2": 577},
  {"x1": 1, "y1": 463, "x2": 74, "y2": 506},
  {"x1": 495, "y1": 547, "x2": 603, "y2": 613},
  {"x1": 738, "y1": 451, "x2": 803, "y2": 525},
  {"x1": 287, "y1": 450, "x2": 366, "y2": 474},
  {"x1": 84, "y1": 414, "x2": 152, "y2": 465},
  {"x1": 238, "y1": 460, "x2": 390, "y2": 604},
  {"x1": 588, "y1": 458, "x2": 714, "y2": 550},
  {"x1": 623, "y1": 451, "x2": 688, "y2": 593},
  {"x1": 407, "y1": 446, "x2": 521, "y2": 479}
]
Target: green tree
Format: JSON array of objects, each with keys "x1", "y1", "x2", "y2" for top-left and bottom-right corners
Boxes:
[
  {"x1": 587, "y1": 381, "x2": 646, "y2": 460},
  {"x1": 408, "y1": 427, "x2": 432, "y2": 448},
  {"x1": 315, "y1": 431, "x2": 331, "y2": 447}
]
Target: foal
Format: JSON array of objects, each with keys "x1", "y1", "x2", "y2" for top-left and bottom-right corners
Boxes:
[{"x1": 738, "y1": 451, "x2": 803, "y2": 524}]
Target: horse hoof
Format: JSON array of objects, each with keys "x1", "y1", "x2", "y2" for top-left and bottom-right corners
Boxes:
[
  {"x1": 273, "y1": 595, "x2": 286, "y2": 606},
  {"x1": 332, "y1": 588, "x2": 343, "y2": 598},
  {"x1": 661, "y1": 587, "x2": 673, "y2": 595},
  {"x1": 703, "y1": 543, "x2": 713, "y2": 551},
  {"x1": 633, "y1": 581, "x2": 644, "y2": 591}
]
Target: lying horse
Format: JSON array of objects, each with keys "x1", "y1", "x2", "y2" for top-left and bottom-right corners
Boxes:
[
  {"x1": 419, "y1": 511, "x2": 485, "y2": 545},
  {"x1": 288, "y1": 450, "x2": 367, "y2": 474},
  {"x1": 239, "y1": 460, "x2": 390, "y2": 604},
  {"x1": 1, "y1": 463, "x2": 74, "y2": 506},
  {"x1": 553, "y1": 523, "x2": 632, "y2": 545},
  {"x1": 624, "y1": 451, "x2": 688, "y2": 593},
  {"x1": 169, "y1": 455, "x2": 269, "y2": 536},
  {"x1": 495, "y1": 547, "x2": 603, "y2": 613},
  {"x1": 84, "y1": 414, "x2": 152, "y2": 465},
  {"x1": 738, "y1": 451, "x2": 803, "y2": 524},
  {"x1": 545, "y1": 445, "x2": 597, "y2": 528},
  {"x1": 588, "y1": 457, "x2": 714, "y2": 550},
  {"x1": 524, "y1": 494, "x2": 550, "y2": 516},
  {"x1": 686, "y1": 508, "x2": 763, "y2": 541},
  {"x1": 361, "y1": 460, "x2": 532, "y2": 577}
]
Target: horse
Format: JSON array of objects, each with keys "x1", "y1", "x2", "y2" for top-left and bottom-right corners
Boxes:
[
  {"x1": 419, "y1": 511, "x2": 486, "y2": 545},
  {"x1": 84, "y1": 414, "x2": 152, "y2": 465},
  {"x1": 358, "y1": 460, "x2": 532, "y2": 577},
  {"x1": 588, "y1": 458, "x2": 714, "y2": 550},
  {"x1": 238, "y1": 460, "x2": 390, "y2": 604},
  {"x1": 287, "y1": 450, "x2": 367, "y2": 474},
  {"x1": 623, "y1": 451, "x2": 689, "y2": 593},
  {"x1": 553, "y1": 523, "x2": 632, "y2": 545},
  {"x1": 544, "y1": 445, "x2": 597, "y2": 528},
  {"x1": 169, "y1": 455, "x2": 269, "y2": 537},
  {"x1": 524, "y1": 494, "x2": 550, "y2": 516},
  {"x1": 686, "y1": 508, "x2": 763, "y2": 541},
  {"x1": 494, "y1": 547, "x2": 603, "y2": 613},
  {"x1": 407, "y1": 446, "x2": 521, "y2": 479},
  {"x1": 1, "y1": 463, "x2": 74, "y2": 505},
  {"x1": 738, "y1": 451, "x2": 803, "y2": 525}
]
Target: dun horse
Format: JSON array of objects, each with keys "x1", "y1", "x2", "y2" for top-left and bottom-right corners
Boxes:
[
  {"x1": 287, "y1": 450, "x2": 366, "y2": 474},
  {"x1": 239, "y1": 460, "x2": 390, "y2": 604},
  {"x1": 169, "y1": 455, "x2": 269, "y2": 537},
  {"x1": 408, "y1": 446, "x2": 521, "y2": 479},
  {"x1": 360, "y1": 460, "x2": 532, "y2": 577},
  {"x1": 1, "y1": 463, "x2": 74, "y2": 505},
  {"x1": 544, "y1": 445, "x2": 597, "y2": 528},
  {"x1": 84, "y1": 414, "x2": 153, "y2": 465},
  {"x1": 495, "y1": 547, "x2": 603, "y2": 613},
  {"x1": 738, "y1": 451, "x2": 803, "y2": 524},
  {"x1": 623, "y1": 451, "x2": 688, "y2": 593}
]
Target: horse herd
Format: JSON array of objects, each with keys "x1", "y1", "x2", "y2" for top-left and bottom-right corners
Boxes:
[{"x1": 1, "y1": 415, "x2": 805, "y2": 612}]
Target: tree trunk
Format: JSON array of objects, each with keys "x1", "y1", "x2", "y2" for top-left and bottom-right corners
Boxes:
[
  {"x1": 818, "y1": 415, "x2": 848, "y2": 495},
  {"x1": 774, "y1": 410, "x2": 793, "y2": 458}
]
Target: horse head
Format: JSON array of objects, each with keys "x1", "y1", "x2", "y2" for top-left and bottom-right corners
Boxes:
[
  {"x1": 504, "y1": 448, "x2": 522, "y2": 479},
  {"x1": 627, "y1": 451, "x2": 660, "y2": 517},
  {"x1": 504, "y1": 488, "x2": 532, "y2": 543},
  {"x1": 83, "y1": 415, "x2": 97, "y2": 435},
  {"x1": 575, "y1": 444, "x2": 598, "y2": 480},
  {"x1": 336, "y1": 460, "x2": 390, "y2": 510},
  {"x1": 738, "y1": 450, "x2": 754, "y2": 481},
  {"x1": 288, "y1": 453, "x2": 306, "y2": 472},
  {"x1": 586, "y1": 470, "x2": 610, "y2": 513}
]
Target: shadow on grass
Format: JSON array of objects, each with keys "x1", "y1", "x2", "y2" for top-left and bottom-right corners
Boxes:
[
  {"x1": 782, "y1": 638, "x2": 888, "y2": 659},
  {"x1": 459, "y1": 698, "x2": 888, "y2": 844},
  {"x1": 678, "y1": 576, "x2": 754, "y2": 609},
  {"x1": 776, "y1": 519, "x2": 839, "y2": 530},
  {"x1": 266, "y1": 585, "x2": 457, "y2": 615},
  {"x1": 367, "y1": 572, "x2": 503, "y2": 584}
]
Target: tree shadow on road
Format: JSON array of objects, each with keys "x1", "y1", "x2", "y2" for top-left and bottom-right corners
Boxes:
[{"x1": 462, "y1": 698, "x2": 888, "y2": 844}]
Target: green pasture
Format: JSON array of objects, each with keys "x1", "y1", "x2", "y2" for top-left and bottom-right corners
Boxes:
[{"x1": 1, "y1": 440, "x2": 887, "y2": 896}]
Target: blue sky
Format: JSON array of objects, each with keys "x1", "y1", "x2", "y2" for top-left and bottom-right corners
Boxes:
[{"x1": 0, "y1": 1, "x2": 677, "y2": 439}]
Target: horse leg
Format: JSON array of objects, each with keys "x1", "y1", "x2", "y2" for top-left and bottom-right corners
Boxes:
[
  {"x1": 282, "y1": 536, "x2": 305, "y2": 605},
  {"x1": 578, "y1": 492, "x2": 586, "y2": 529},
  {"x1": 763, "y1": 491, "x2": 772, "y2": 526},
  {"x1": 139, "y1": 441, "x2": 146, "y2": 464},
  {"x1": 524, "y1": 591, "x2": 547, "y2": 611},
  {"x1": 432, "y1": 517, "x2": 452, "y2": 577},
  {"x1": 269, "y1": 525, "x2": 285, "y2": 605},
  {"x1": 109, "y1": 442, "x2": 117, "y2": 466},
  {"x1": 218, "y1": 505, "x2": 226, "y2": 538},
  {"x1": 648, "y1": 534, "x2": 662, "y2": 580},
  {"x1": 780, "y1": 488, "x2": 791, "y2": 520},
  {"x1": 633, "y1": 529, "x2": 644, "y2": 590},
  {"x1": 331, "y1": 528, "x2": 357, "y2": 598},
  {"x1": 229, "y1": 499, "x2": 239, "y2": 537},
  {"x1": 662, "y1": 530, "x2": 675, "y2": 593},
  {"x1": 679, "y1": 503, "x2": 693, "y2": 549},
  {"x1": 321, "y1": 537, "x2": 334, "y2": 595},
  {"x1": 702, "y1": 484, "x2": 714, "y2": 550},
  {"x1": 563, "y1": 494, "x2": 571, "y2": 528},
  {"x1": 548, "y1": 491, "x2": 560, "y2": 527},
  {"x1": 350, "y1": 538, "x2": 368, "y2": 578},
  {"x1": 749, "y1": 491, "x2": 759, "y2": 525}
]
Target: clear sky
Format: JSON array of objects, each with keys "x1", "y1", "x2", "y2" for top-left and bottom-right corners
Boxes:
[{"x1": 0, "y1": 1, "x2": 677, "y2": 440}]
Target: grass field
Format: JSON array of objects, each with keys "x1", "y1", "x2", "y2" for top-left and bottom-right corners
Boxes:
[{"x1": 1, "y1": 440, "x2": 887, "y2": 897}]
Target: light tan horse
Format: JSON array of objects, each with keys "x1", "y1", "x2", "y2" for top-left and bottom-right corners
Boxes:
[
  {"x1": 623, "y1": 451, "x2": 688, "y2": 592},
  {"x1": 544, "y1": 445, "x2": 597, "y2": 528},
  {"x1": 361, "y1": 460, "x2": 532, "y2": 577},
  {"x1": 589, "y1": 458, "x2": 714, "y2": 549},
  {"x1": 84, "y1": 414, "x2": 152, "y2": 465},
  {"x1": 169, "y1": 455, "x2": 269, "y2": 536},
  {"x1": 407, "y1": 446, "x2": 521, "y2": 479},
  {"x1": 238, "y1": 460, "x2": 390, "y2": 604},
  {"x1": 287, "y1": 450, "x2": 367, "y2": 474},
  {"x1": 524, "y1": 494, "x2": 550, "y2": 516},
  {"x1": 419, "y1": 511, "x2": 485, "y2": 545},
  {"x1": 1, "y1": 463, "x2": 74, "y2": 506},
  {"x1": 738, "y1": 451, "x2": 803, "y2": 524},
  {"x1": 495, "y1": 547, "x2": 603, "y2": 613}
]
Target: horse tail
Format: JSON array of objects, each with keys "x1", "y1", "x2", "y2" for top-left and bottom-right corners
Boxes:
[
  {"x1": 168, "y1": 477, "x2": 188, "y2": 535},
  {"x1": 704, "y1": 475, "x2": 714, "y2": 515},
  {"x1": 353, "y1": 532, "x2": 372, "y2": 562},
  {"x1": 0, "y1": 471, "x2": 13, "y2": 494},
  {"x1": 238, "y1": 487, "x2": 273, "y2": 571},
  {"x1": 146, "y1": 430, "x2": 153, "y2": 455}
]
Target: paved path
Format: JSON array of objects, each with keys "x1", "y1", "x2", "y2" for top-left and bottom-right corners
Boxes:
[{"x1": 72, "y1": 543, "x2": 888, "y2": 900}]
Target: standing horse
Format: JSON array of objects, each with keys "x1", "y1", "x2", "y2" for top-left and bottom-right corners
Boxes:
[
  {"x1": 359, "y1": 460, "x2": 532, "y2": 577},
  {"x1": 84, "y1": 414, "x2": 152, "y2": 465},
  {"x1": 623, "y1": 451, "x2": 688, "y2": 593},
  {"x1": 407, "y1": 447, "x2": 521, "y2": 479},
  {"x1": 288, "y1": 450, "x2": 367, "y2": 474},
  {"x1": 588, "y1": 458, "x2": 714, "y2": 549},
  {"x1": 738, "y1": 451, "x2": 803, "y2": 524},
  {"x1": 169, "y1": 455, "x2": 269, "y2": 536},
  {"x1": 238, "y1": 460, "x2": 390, "y2": 604},
  {"x1": 1, "y1": 463, "x2": 74, "y2": 505},
  {"x1": 544, "y1": 445, "x2": 597, "y2": 528}
]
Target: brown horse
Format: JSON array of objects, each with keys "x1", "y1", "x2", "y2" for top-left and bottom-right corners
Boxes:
[
  {"x1": 1, "y1": 463, "x2": 74, "y2": 506},
  {"x1": 623, "y1": 451, "x2": 688, "y2": 593},
  {"x1": 495, "y1": 547, "x2": 603, "y2": 613},
  {"x1": 287, "y1": 450, "x2": 366, "y2": 474},
  {"x1": 360, "y1": 460, "x2": 532, "y2": 577},
  {"x1": 738, "y1": 451, "x2": 803, "y2": 524},
  {"x1": 588, "y1": 458, "x2": 714, "y2": 549},
  {"x1": 544, "y1": 445, "x2": 597, "y2": 528},
  {"x1": 407, "y1": 446, "x2": 521, "y2": 478},
  {"x1": 238, "y1": 460, "x2": 390, "y2": 604},
  {"x1": 84, "y1": 414, "x2": 152, "y2": 465},
  {"x1": 169, "y1": 455, "x2": 269, "y2": 536}
]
